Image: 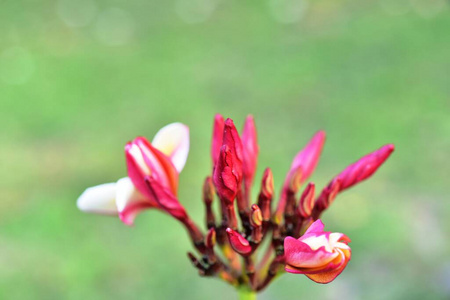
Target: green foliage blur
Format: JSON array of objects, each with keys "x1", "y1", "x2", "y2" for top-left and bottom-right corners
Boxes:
[{"x1": 1, "y1": 0, "x2": 449, "y2": 299}]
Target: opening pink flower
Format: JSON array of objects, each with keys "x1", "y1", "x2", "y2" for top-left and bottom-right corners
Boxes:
[
  {"x1": 284, "y1": 219, "x2": 351, "y2": 284},
  {"x1": 77, "y1": 123, "x2": 190, "y2": 225}
]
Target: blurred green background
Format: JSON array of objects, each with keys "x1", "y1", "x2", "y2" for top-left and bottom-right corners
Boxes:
[{"x1": 1, "y1": 0, "x2": 449, "y2": 299}]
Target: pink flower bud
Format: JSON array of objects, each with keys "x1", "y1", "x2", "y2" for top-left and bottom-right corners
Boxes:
[
  {"x1": 284, "y1": 219, "x2": 351, "y2": 284},
  {"x1": 211, "y1": 114, "x2": 225, "y2": 166},
  {"x1": 275, "y1": 131, "x2": 325, "y2": 223},
  {"x1": 298, "y1": 183, "x2": 315, "y2": 218},
  {"x1": 226, "y1": 228, "x2": 252, "y2": 255},
  {"x1": 337, "y1": 144, "x2": 395, "y2": 191},
  {"x1": 285, "y1": 131, "x2": 326, "y2": 188},
  {"x1": 241, "y1": 115, "x2": 259, "y2": 188},
  {"x1": 315, "y1": 144, "x2": 394, "y2": 214}
]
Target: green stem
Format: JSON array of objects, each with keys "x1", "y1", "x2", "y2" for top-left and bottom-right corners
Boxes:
[{"x1": 238, "y1": 287, "x2": 257, "y2": 300}]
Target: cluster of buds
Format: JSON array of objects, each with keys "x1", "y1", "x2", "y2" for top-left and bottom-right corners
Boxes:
[{"x1": 77, "y1": 115, "x2": 394, "y2": 295}]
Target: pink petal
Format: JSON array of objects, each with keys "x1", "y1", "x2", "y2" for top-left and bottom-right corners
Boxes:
[
  {"x1": 144, "y1": 176, "x2": 187, "y2": 221},
  {"x1": 126, "y1": 137, "x2": 179, "y2": 198},
  {"x1": 305, "y1": 248, "x2": 351, "y2": 284},
  {"x1": 304, "y1": 219, "x2": 325, "y2": 235},
  {"x1": 284, "y1": 237, "x2": 338, "y2": 268}
]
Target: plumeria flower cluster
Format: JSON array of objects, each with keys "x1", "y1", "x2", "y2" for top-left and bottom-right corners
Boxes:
[{"x1": 77, "y1": 115, "x2": 394, "y2": 297}]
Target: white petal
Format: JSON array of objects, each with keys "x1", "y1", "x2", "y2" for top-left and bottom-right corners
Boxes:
[
  {"x1": 152, "y1": 122, "x2": 189, "y2": 172},
  {"x1": 116, "y1": 177, "x2": 148, "y2": 213},
  {"x1": 301, "y1": 235, "x2": 333, "y2": 252},
  {"x1": 116, "y1": 177, "x2": 153, "y2": 225},
  {"x1": 77, "y1": 183, "x2": 118, "y2": 215}
]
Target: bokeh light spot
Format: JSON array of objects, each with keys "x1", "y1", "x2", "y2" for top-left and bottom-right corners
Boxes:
[
  {"x1": 379, "y1": 0, "x2": 411, "y2": 16},
  {"x1": 268, "y1": 0, "x2": 308, "y2": 24},
  {"x1": 94, "y1": 8, "x2": 135, "y2": 46},
  {"x1": 56, "y1": 0, "x2": 98, "y2": 28},
  {"x1": 410, "y1": 0, "x2": 447, "y2": 18},
  {"x1": 175, "y1": 0, "x2": 219, "y2": 24}
]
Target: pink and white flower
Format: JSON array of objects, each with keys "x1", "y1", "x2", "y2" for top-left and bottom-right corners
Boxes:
[
  {"x1": 284, "y1": 219, "x2": 351, "y2": 284},
  {"x1": 77, "y1": 123, "x2": 190, "y2": 225}
]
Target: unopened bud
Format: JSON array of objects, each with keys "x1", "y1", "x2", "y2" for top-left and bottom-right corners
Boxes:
[
  {"x1": 211, "y1": 114, "x2": 225, "y2": 166},
  {"x1": 205, "y1": 228, "x2": 216, "y2": 248},
  {"x1": 250, "y1": 204, "x2": 263, "y2": 227},
  {"x1": 258, "y1": 168, "x2": 274, "y2": 221},
  {"x1": 287, "y1": 166, "x2": 303, "y2": 194},
  {"x1": 298, "y1": 183, "x2": 315, "y2": 218},
  {"x1": 213, "y1": 145, "x2": 239, "y2": 205},
  {"x1": 203, "y1": 177, "x2": 215, "y2": 205},
  {"x1": 226, "y1": 228, "x2": 252, "y2": 255},
  {"x1": 260, "y1": 168, "x2": 274, "y2": 199},
  {"x1": 317, "y1": 178, "x2": 341, "y2": 211},
  {"x1": 242, "y1": 115, "x2": 259, "y2": 187}
]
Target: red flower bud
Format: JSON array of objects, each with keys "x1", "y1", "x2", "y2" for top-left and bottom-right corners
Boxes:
[
  {"x1": 241, "y1": 115, "x2": 259, "y2": 188},
  {"x1": 223, "y1": 118, "x2": 244, "y2": 172},
  {"x1": 287, "y1": 166, "x2": 303, "y2": 194},
  {"x1": 337, "y1": 144, "x2": 395, "y2": 191},
  {"x1": 258, "y1": 168, "x2": 274, "y2": 221},
  {"x1": 260, "y1": 168, "x2": 274, "y2": 199},
  {"x1": 226, "y1": 228, "x2": 252, "y2": 255},
  {"x1": 213, "y1": 145, "x2": 239, "y2": 204},
  {"x1": 298, "y1": 183, "x2": 315, "y2": 218},
  {"x1": 250, "y1": 204, "x2": 263, "y2": 227},
  {"x1": 203, "y1": 176, "x2": 215, "y2": 205},
  {"x1": 205, "y1": 227, "x2": 216, "y2": 248},
  {"x1": 315, "y1": 144, "x2": 394, "y2": 216},
  {"x1": 315, "y1": 178, "x2": 341, "y2": 215},
  {"x1": 211, "y1": 114, "x2": 225, "y2": 166},
  {"x1": 213, "y1": 119, "x2": 244, "y2": 205}
]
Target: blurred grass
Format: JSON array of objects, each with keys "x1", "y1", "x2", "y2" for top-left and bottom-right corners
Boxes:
[{"x1": 1, "y1": 0, "x2": 449, "y2": 299}]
